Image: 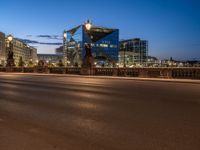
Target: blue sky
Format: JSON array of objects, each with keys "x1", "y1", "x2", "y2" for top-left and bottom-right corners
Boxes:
[{"x1": 0, "y1": 0, "x2": 200, "y2": 60}]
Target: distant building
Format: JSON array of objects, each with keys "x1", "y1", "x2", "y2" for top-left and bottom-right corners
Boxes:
[
  {"x1": 64, "y1": 23, "x2": 119, "y2": 67},
  {"x1": 183, "y1": 60, "x2": 200, "y2": 67},
  {"x1": 25, "y1": 45, "x2": 37, "y2": 64},
  {"x1": 55, "y1": 46, "x2": 64, "y2": 55},
  {"x1": 0, "y1": 32, "x2": 6, "y2": 66},
  {"x1": 147, "y1": 56, "x2": 158, "y2": 62},
  {"x1": 37, "y1": 54, "x2": 63, "y2": 64},
  {"x1": 119, "y1": 38, "x2": 148, "y2": 66},
  {"x1": 5, "y1": 37, "x2": 37, "y2": 66},
  {"x1": 147, "y1": 56, "x2": 160, "y2": 67}
]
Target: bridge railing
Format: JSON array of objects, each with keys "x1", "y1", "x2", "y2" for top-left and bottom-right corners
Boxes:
[
  {"x1": 0, "y1": 67, "x2": 199, "y2": 79},
  {"x1": 66, "y1": 67, "x2": 81, "y2": 75},
  {"x1": 171, "y1": 68, "x2": 200, "y2": 79},
  {"x1": 94, "y1": 68, "x2": 114, "y2": 76}
]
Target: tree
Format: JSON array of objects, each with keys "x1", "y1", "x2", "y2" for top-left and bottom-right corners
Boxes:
[
  {"x1": 18, "y1": 56, "x2": 24, "y2": 67},
  {"x1": 28, "y1": 60, "x2": 34, "y2": 67},
  {"x1": 48, "y1": 62, "x2": 55, "y2": 67},
  {"x1": 57, "y1": 60, "x2": 64, "y2": 67},
  {"x1": 38, "y1": 60, "x2": 45, "y2": 67}
]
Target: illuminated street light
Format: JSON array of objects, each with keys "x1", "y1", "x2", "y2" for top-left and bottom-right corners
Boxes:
[
  {"x1": 85, "y1": 20, "x2": 92, "y2": 31},
  {"x1": 7, "y1": 35, "x2": 13, "y2": 42},
  {"x1": 63, "y1": 30, "x2": 67, "y2": 39},
  {"x1": 81, "y1": 20, "x2": 94, "y2": 75},
  {"x1": 63, "y1": 30, "x2": 68, "y2": 67},
  {"x1": 6, "y1": 34, "x2": 15, "y2": 67}
]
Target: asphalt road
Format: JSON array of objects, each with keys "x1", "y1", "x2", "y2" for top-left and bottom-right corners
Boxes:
[{"x1": 0, "y1": 73, "x2": 200, "y2": 150}]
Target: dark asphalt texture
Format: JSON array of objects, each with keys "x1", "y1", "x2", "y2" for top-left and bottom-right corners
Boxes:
[{"x1": 0, "y1": 73, "x2": 200, "y2": 150}]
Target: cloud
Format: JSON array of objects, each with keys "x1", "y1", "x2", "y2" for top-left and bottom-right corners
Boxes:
[
  {"x1": 25, "y1": 34, "x2": 63, "y2": 40},
  {"x1": 39, "y1": 42, "x2": 62, "y2": 45},
  {"x1": 17, "y1": 39, "x2": 38, "y2": 44},
  {"x1": 17, "y1": 38, "x2": 62, "y2": 46},
  {"x1": 36, "y1": 35, "x2": 62, "y2": 40}
]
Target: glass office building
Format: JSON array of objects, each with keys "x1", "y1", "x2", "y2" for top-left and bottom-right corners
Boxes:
[
  {"x1": 119, "y1": 38, "x2": 148, "y2": 66},
  {"x1": 64, "y1": 24, "x2": 119, "y2": 67}
]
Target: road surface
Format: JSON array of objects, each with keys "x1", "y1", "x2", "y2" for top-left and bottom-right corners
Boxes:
[{"x1": 0, "y1": 73, "x2": 200, "y2": 150}]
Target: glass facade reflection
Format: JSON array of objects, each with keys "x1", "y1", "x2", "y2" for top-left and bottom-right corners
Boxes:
[{"x1": 64, "y1": 25, "x2": 119, "y2": 67}]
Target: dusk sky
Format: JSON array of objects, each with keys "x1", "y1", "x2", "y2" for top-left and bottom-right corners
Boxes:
[{"x1": 0, "y1": 0, "x2": 200, "y2": 60}]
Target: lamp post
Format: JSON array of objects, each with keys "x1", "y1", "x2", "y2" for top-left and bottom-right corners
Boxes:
[
  {"x1": 8, "y1": 35, "x2": 13, "y2": 42},
  {"x1": 81, "y1": 20, "x2": 94, "y2": 75},
  {"x1": 85, "y1": 20, "x2": 92, "y2": 31},
  {"x1": 83, "y1": 20, "x2": 93, "y2": 68},
  {"x1": 63, "y1": 30, "x2": 67, "y2": 67},
  {"x1": 6, "y1": 35, "x2": 15, "y2": 67}
]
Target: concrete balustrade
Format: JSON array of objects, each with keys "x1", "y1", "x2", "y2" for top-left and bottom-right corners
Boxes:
[{"x1": 0, "y1": 67, "x2": 199, "y2": 79}]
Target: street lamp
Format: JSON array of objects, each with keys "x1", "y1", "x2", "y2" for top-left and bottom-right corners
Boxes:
[
  {"x1": 7, "y1": 35, "x2": 13, "y2": 42},
  {"x1": 6, "y1": 35, "x2": 15, "y2": 67},
  {"x1": 81, "y1": 20, "x2": 94, "y2": 75},
  {"x1": 63, "y1": 30, "x2": 68, "y2": 66},
  {"x1": 63, "y1": 31, "x2": 67, "y2": 39},
  {"x1": 85, "y1": 20, "x2": 92, "y2": 31},
  {"x1": 84, "y1": 20, "x2": 92, "y2": 60}
]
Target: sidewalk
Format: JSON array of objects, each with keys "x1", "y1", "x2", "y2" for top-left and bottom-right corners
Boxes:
[{"x1": 1, "y1": 72, "x2": 200, "y2": 84}]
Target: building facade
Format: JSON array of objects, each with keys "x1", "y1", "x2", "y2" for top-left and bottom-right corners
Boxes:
[
  {"x1": 25, "y1": 45, "x2": 37, "y2": 64},
  {"x1": 6, "y1": 38, "x2": 37, "y2": 66},
  {"x1": 1, "y1": 35, "x2": 38, "y2": 66},
  {"x1": 55, "y1": 46, "x2": 64, "y2": 55},
  {"x1": 0, "y1": 32, "x2": 6, "y2": 66},
  {"x1": 37, "y1": 54, "x2": 63, "y2": 64},
  {"x1": 64, "y1": 24, "x2": 119, "y2": 67},
  {"x1": 119, "y1": 38, "x2": 148, "y2": 67}
]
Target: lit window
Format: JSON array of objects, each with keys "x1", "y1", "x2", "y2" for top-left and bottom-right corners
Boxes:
[
  {"x1": 100, "y1": 44, "x2": 108, "y2": 47},
  {"x1": 110, "y1": 45, "x2": 117, "y2": 48}
]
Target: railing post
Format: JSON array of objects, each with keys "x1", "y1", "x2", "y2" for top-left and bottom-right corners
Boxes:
[
  {"x1": 167, "y1": 69, "x2": 173, "y2": 78},
  {"x1": 22, "y1": 67, "x2": 24, "y2": 73},
  {"x1": 139, "y1": 68, "x2": 148, "y2": 78},
  {"x1": 112, "y1": 68, "x2": 118, "y2": 76}
]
